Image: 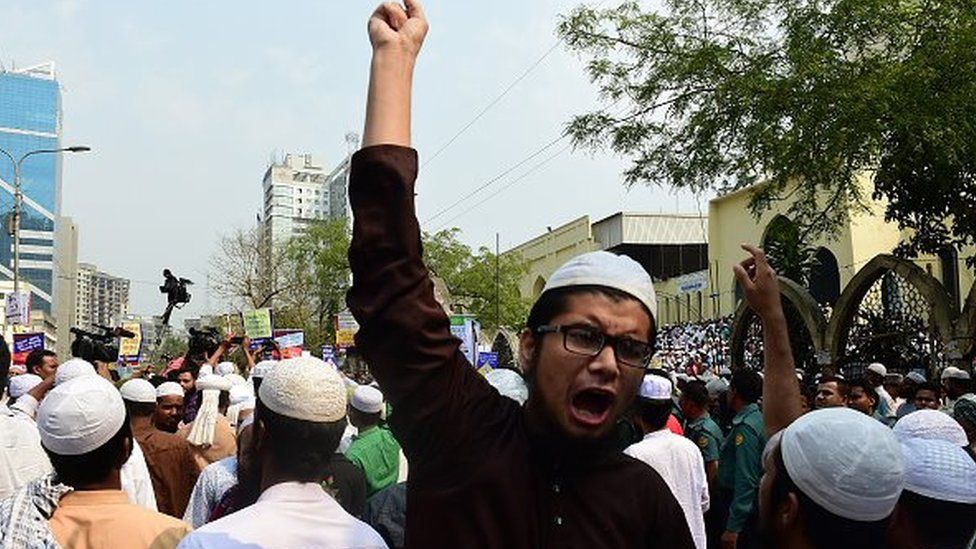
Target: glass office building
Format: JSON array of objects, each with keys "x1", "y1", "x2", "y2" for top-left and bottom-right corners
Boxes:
[{"x1": 0, "y1": 63, "x2": 62, "y2": 313}]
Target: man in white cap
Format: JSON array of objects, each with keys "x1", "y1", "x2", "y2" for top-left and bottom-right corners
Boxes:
[
  {"x1": 941, "y1": 366, "x2": 975, "y2": 416},
  {"x1": 0, "y1": 339, "x2": 52, "y2": 500},
  {"x1": 892, "y1": 408, "x2": 970, "y2": 447},
  {"x1": 178, "y1": 374, "x2": 236, "y2": 471},
  {"x1": 341, "y1": 3, "x2": 795, "y2": 545},
  {"x1": 345, "y1": 385, "x2": 401, "y2": 497},
  {"x1": 757, "y1": 408, "x2": 904, "y2": 549},
  {"x1": 865, "y1": 362, "x2": 896, "y2": 419},
  {"x1": 177, "y1": 356, "x2": 385, "y2": 548},
  {"x1": 625, "y1": 374, "x2": 709, "y2": 549},
  {"x1": 887, "y1": 438, "x2": 976, "y2": 549},
  {"x1": 155, "y1": 381, "x2": 185, "y2": 433},
  {"x1": 894, "y1": 371, "x2": 927, "y2": 418},
  {"x1": 121, "y1": 379, "x2": 199, "y2": 518},
  {"x1": 117, "y1": 381, "x2": 159, "y2": 512},
  {"x1": 0, "y1": 375, "x2": 190, "y2": 547},
  {"x1": 6, "y1": 373, "x2": 42, "y2": 406}
]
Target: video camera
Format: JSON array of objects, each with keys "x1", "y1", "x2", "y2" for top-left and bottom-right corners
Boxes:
[
  {"x1": 160, "y1": 268, "x2": 193, "y2": 325},
  {"x1": 187, "y1": 326, "x2": 221, "y2": 358},
  {"x1": 70, "y1": 325, "x2": 136, "y2": 364}
]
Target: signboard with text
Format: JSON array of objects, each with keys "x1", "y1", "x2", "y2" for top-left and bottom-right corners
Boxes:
[
  {"x1": 274, "y1": 330, "x2": 305, "y2": 359},
  {"x1": 12, "y1": 332, "x2": 44, "y2": 366},
  {"x1": 450, "y1": 315, "x2": 479, "y2": 365},
  {"x1": 4, "y1": 291, "x2": 31, "y2": 326},
  {"x1": 118, "y1": 322, "x2": 143, "y2": 364},
  {"x1": 675, "y1": 271, "x2": 709, "y2": 295},
  {"x1": 242, "y1": 308, "x2": 274, "y2": 340},
  {"x1": 334, "y1": 311, "x2": 359, "y2": 349}
]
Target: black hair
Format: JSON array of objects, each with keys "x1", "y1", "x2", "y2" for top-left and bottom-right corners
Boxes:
[
  {"x1": 636, "y1": 397, "x2": 672, "y2": 432},
  {"x1": 818, "y1": 376, "x2": 849, "y2": 397},
  {"x1": 914, "y1": 381, "x2": 941, "y2": 397},
  {"x1": 897, "y1": 490, "x2": 976, "y2": 548},
  {"x1": 848, "y1": 378, "x2": 878, "y2": 407},
  {"x1": 682, "y1": 380, "x2": 710, "y2": 408},
  {"x1": 177, "y1": 365, "x2": 199, "y2": 380},
  {"x1": 0, "y1": 337, "x2": 9, "y2": 390},
  {"x1": 25, "y1": 349, "x2": 56, "y2": 375},
  {"x1": 47, "y1": 420, "x2": 132, "y2": 488},
  {"x1": 770, "y1": 444, "x2": 890, "y2": 548},
  {"x1": 730, "y1": 370, "x2": 762, "y2": 403},
  {"x1": 256, "y1": 400, "x2": 347, "y2": 483},
  {"x1": 123, "y1": 400, "x2": 156, "y2": 418},
  {"x1": 526, "y1": 285, "x2": 656, "y2": 344}
]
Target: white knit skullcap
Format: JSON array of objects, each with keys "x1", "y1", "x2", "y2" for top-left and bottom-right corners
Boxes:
[
  {"x1": 229, "y1": 383, "x2": 254, "y2": 405},
  {"x1": 259, "y1": 356, "x2": 347, "y2": 422},
  {"x1": 941, "y1": 367, "x2": 971, "y2": 381},
  {"x1": 215, "y1": 362, "x2": 237, "y2": 376},
  {"x1": 638, "y1": 374, "x2": 672, "y2": 400},
  {"x1": 250, "y1": 360, "x2": 278, "y2": 380},
  {"x1": 781, "y1": 407, "x2": 904, "y2": 521},
  {"x1": 485, "y1": 368, "x2": 528, "y2": 405},
  {"x1": 893, "y1": 409, "x2": 968, "y2": 447},
  {"x1": 705, "y1": 377, "x2": 729, "y2": 396},
  {"x1": 901, "y1": 438, "x2": 976, "y2": 504},
  {"x1": 543, "y1": 251, "x2": 657, "y2": 322},
  {"x1": 867, "y1": 363, "x2": 887, "y2": 377},
  {"x1": 224, "y1": 373, "x2": 247, "y2": 387},
  {"x1": 8, "y1": 373, "x2": 42, "y2": 399},
  {"x1": 55, "y1": 358, "x2": 96, "y2": 386},
  {"x1": 119, "y1": 379, "x2": 157, "y2": 404},
  {"x1": 156, "y1": 381, "x2": 184, "y2": 399},
  {"x1": 905, "y1": 371, "x2": 926, "y2": 384},
  {"x1": 350, "y1": 385, "x2": 384, "y2": 414},
  {"x1": 196, "y1": 374, "x2": 232, "y2": 392},
  {"x1": 38, "y1": 375, "x2": 125, "y2": 455}
]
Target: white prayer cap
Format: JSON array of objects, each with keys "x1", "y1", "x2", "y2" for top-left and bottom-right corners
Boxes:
[
  {"x1": 542, "y1": 251, "x2": 657, "y2": 321},
  {"x1": 250, "y1": 360, "x2": 278, "y2": 379},
  {"x1": 196, "y1": 374, "x2": 232, "y2": 392},
  {"x1": 224, "y1": 373, "x2": 247, "y2": 387},
  {"x1": 259, "y1": 356, "x2": 347, "y2": 422},
  {"x1": 866, "y1": 363, "x2": 887, "y2": 377},
  {"x1": 893, "y1": 409, "x2": 968, "y2": 447},
  {"x1": 638, "y1": 374, "x2": 672, "y2": 400},
  {"x1": 156, "y1": 381, "x2": 184, "y2": 399},
  {"x1": 351, "y1": 385, "x2": 385, "y2": 414},
  {"x1": 941, "y1": 367, "x2": 971, "y2": 381},
  {"x1": 119, "y1": 379, "x2": 157, "y2": 404},
  {"x1": 705, "y1": 377, "x2": 729, "y2": 396},
  {"x1": 485, "y1": 368, "x2": 528, "y2": 405},
  {"x1": 905, "y1": 371, "x2": 926, "y2": 384},
  {"x1": 229, "y1": 383, "x2": 254, "y2": 405},
  {"x1": 239, "y1": 396, "x2": 256, "y2": 411},
  {"x1": 215, "y1": 362, "x2": 237, "y2": 376},
  {"x1": 8, "y1": 373, "x2": 42, "y2": 399},
  {"x1": 37, "y1": 375, "x2": 125, "y2": 456},
  {"x1": 198, "y1": 364, "x2": 214, "y2": 377},
  {"x1": 55, "y1": 358, "x2": 96, "y2": 386},
  {"x1": 780, "y1": 408, "x2": 903, "y2": 521},
  {"x1": 901, "y1": 438, "x2": 976, "y2": 504}
]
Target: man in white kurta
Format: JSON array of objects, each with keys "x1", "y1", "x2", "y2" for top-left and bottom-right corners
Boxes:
[{"x1": 625, "y1": 375, "x2": 710, "y2": 549}]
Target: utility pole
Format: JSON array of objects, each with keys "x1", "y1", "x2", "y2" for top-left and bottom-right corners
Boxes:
[{"x1": 495, "y1": 233, "x2": 500, "y2": 329}]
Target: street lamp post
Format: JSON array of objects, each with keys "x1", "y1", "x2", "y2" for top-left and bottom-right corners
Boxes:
[{"x1": 0, "y1": 146, "x2": 90, "y2": 301}]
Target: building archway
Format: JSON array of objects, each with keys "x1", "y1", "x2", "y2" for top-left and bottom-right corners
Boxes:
[{"x1": 532, "y1": 276, "x2": 546, "y2": 298}]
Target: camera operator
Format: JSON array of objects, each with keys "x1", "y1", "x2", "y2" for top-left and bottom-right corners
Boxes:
[{"x1": 160, "y1": 269, "x2": 191, "y2": 326}]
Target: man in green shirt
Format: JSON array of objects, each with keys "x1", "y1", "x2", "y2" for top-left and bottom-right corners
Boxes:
[
  {"x1": 715, "y1": 370, "x2": 765, "y2": 549},
  {"x1": 345, "y1": 385, "x2": 401, "y2": 497}
]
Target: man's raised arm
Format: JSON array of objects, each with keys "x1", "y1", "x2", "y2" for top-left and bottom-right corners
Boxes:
[{"x1": 733, "y1": 244, "x2": 803, "y2": 437}]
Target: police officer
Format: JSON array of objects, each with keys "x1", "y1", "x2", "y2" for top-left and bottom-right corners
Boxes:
[
  {"x1": 714, "y1": 370, "x2": 765, "y2": 549},
  {"x1": 680, "y1": 380, "x2": 723, "y2": 485}
]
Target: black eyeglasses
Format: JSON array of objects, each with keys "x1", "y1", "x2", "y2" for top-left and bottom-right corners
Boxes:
[{"x1": 535, "y1": 324, "x2": 654, "y2": 369}]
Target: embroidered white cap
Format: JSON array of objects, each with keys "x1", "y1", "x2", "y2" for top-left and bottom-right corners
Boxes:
[
  {"x1": 38, "y1": 375, "x2": 126, "y2": 456},
  {"x1": 156, "y1": 381, "x2": 184, "y2": 399},
  {"x1": 119, "y1": 379, "x2": 157, "y2": 404},
  {"x1": 893, "y1": 409, "x2": 968, "y2": 447},
  {"x1": 901, "y1": 438, "x2": 976, "y2": 504},
  {"x1": 54, "y1": 358, "x2": 96, "y2": 386},
  {"x1": 542, "y1": 251, "x2": 657, "y2": 322},
  {"x1": 8, "y1": 373, "x2": 42, "y2": 399},
  {"x1": 259, "y1": 356, "x2": 347, "y2": 422},
  {"x1": 867, "y1": 363, "x2": 887, "y2": 377},
  {"x1": 351, "y1": 385, "x2": 385, "y2": 414},
  {"x1": 638, "y1": 374, "x2": 673, "y2": 400}
]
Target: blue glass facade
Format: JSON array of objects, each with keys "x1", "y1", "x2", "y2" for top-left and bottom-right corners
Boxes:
[{"x1": 0, "y1": 70, "x2": 62, "y2": 313}]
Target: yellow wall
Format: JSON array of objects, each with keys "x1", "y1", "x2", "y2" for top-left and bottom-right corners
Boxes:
[{"x1": 508, "y1": 216, "x2": 598, "y2": 299}]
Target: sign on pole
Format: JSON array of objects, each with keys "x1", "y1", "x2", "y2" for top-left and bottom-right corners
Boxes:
[
  {"x1": 4, "y1": 291, "x2": 31, "y2": 326},
  {"x1": 450, "y1": 315, "x2": 479, "y2": 365},
  {"x1": 242, "y1": 308, "x2": 274, "y2": 340},
  {"x1": 274, "y1": 330, "x2": 304, "y2": 359},
  {"x1": 335, "y1": 311, "x2": 359, "y2": 349},
  {"x1": 118, "y1": 322, "x2": 142, "y2": 364}
]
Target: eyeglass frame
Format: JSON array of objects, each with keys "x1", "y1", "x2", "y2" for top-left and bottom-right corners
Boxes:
[{"x1": 533, "y1": 324, "x2": 656, "y2": 369}]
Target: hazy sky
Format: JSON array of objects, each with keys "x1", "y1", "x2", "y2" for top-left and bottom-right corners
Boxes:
[{"x1": 1, "y1": 0, "x2": 702, "y2": 325}]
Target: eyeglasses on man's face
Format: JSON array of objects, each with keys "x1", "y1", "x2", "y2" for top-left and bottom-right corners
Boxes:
[{"x1": 535, "y1": 324, "x2": 654, "y2": 369}]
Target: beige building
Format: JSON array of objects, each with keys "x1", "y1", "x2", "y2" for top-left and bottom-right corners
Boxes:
[
  {"x1": 75, "y1": 263, "x2": 130, "y2": 332},
  {"x1": 53, "y1": 216, "x2": 78, "y2": 357}
]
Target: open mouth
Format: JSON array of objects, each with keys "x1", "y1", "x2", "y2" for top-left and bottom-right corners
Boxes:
[{"x1": 569, "y1": 388, "x2": 615, "y2": 427}]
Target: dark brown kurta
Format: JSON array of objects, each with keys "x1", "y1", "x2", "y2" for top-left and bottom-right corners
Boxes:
[
  {"x1": 132, "y1": 423, "x2": 199, "y2": 518},
  {"x1": 347, "y1": 145, "x2": 695, "y2": 549}
]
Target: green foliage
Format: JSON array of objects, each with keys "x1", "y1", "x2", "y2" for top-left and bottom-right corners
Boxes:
[
  {"x1": 423, "y1": 228, "x2": 530, "y2": 331},
  {"x1": 559, "y1": 0, "x2": 976, "y2": 263}
]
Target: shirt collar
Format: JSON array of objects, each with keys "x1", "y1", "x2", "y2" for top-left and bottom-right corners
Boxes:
[
  {"x1": 641, "y1": 428, "x2": 673, "y2": 441},
  {"x1": 57, "y1": 490, "x2": 129, "y2": 507},
  {"x1": 733, "y1": 403, "x2": 759, "y2": 422},
  {"x1": 258, "y1": 481, "x2": 332, "y2": 505}
]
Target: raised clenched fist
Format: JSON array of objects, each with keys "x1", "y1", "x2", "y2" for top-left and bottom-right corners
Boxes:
[{"x1": 368, "y1": 0, "x2": 429, "y2": 56}]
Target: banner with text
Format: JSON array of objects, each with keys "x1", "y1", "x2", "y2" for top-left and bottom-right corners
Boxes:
[
  {"x1": 12, "y1": 332, "x2": 44, "y2": 366},
  {"x1": 242, "y1": 308, "x2": 274, "y2": 340}
]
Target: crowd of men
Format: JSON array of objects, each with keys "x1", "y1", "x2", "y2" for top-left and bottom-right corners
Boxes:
[
  {"x1": 0, "y1": 1, "x2": 974, "y2": 547},
  {"x1": 654, "y1": 317, "x2": 733, "y2": 375}
]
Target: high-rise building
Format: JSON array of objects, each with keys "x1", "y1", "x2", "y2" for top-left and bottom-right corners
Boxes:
[
  {"x1": 75, "y1": 263, "x2": 130, "y2": 331},
  {"x1": 0, "y1": 62, "x2": 63, "y2": 315},
  {"x1": 261, "y1": 152, "x2": 349, "y2": 246}
]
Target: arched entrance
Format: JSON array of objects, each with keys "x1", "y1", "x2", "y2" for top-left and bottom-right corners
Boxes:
[{"x1": 809, "y1": 247, "x2": 841, "y2": 307}]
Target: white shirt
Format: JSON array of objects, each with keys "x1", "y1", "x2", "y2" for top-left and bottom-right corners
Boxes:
[
  {"x1": 177, "y1": 481, "x2": 387, "y2": 548},
  {"x1": 0, "y1": 403, "x2": 51, "y2": 500},
  {"x1": 877, "y1": 386, "x2": 897, "y2": 418},
  {"x1": 183, "y1": 456, "x2": 239, "y2": 528},
  {"x1": 625, "y1": 429, "x2": 710, "y2": 549},
  {"x1": 121, "y1": 438, "x2": 158, "y2": 511}
]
